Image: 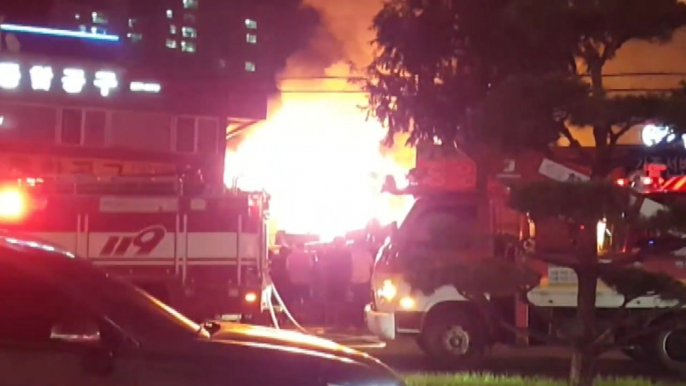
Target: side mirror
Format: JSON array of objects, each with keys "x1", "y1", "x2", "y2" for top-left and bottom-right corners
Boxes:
[{"x1": 50, "y1": 319, "x2": 101, "y2": 344}]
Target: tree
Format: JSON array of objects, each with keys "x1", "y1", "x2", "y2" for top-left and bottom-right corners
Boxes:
[
  {"x1": 364, "y1": 0, "x2": 686, "y2": 174},
  {"x1": 364, "y1": 1, "x2": 686, "y2": 385},
  {"x1": 405, "y1": 181, "x2": 686, "y2": 386}
]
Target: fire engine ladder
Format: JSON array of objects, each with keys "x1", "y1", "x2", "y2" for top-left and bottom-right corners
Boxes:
[{"x1": 28, "y1": 174, "x2": 195, "y2": 196}]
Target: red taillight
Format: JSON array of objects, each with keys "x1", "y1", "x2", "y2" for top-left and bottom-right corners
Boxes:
[
  {"x1": 616, "y1": 178, "x2": 627, "y2": 186},
  {"x1": 0, "y1": 188, "x2": 27, "y2": 222}
]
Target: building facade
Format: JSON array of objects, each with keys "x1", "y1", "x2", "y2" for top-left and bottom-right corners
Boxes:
[{"x1": 2, "y1": 0, "x2": 269, "y2": 85}]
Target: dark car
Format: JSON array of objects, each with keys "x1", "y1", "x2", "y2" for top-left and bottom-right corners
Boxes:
[{"x1": 0, "y1": 233, "x2": 402, "y2": 386}]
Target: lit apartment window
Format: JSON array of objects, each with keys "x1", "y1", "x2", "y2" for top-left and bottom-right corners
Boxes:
[
  {"x1": 245, "y1": 61, "x2": 256, "y2": 72},
  {"x1": 75, "y1": 14, "x2": 80, "y2": 20},
  {"x1": 181, "y1": 41, "x2": 196, "y2": 53},
  {"x1": 170, "y1": 25, "x2": 177, "y2": 34},
  {"x1": 127, "y1": 32, "x2": 142, "y2": 42},
  {"x1": 183, "y1": 0, "x2": 199, "y2": 9},
  {"x1": 245, "y1": 19, "x2": 257, "y2": 29},
  {"x1": 92, "y1": 12, "x2": 108, "y2": 25},
  {"x1": 183, "y1": 14, "x2": 196, "y2": 23},
  {"x1": 166, "y1": 9, "x2": 173, "y2": 19},
  {"x1": 91, "y1": 26, "x2": 107, "y2": 34},
  {"x1": 182, "y1": 27, "x2": 196, "y2": 38},
  {"x1": 166, "y1": 39, "x2": 177, "y2": 49},
  {"x1": 128, "y1": 18, "x2": 136, "y2": 28},
  {"x1": 246, "y1": 33, "x2": 257, "y2": 44},
  {"x1": 78, "y1": 25, "x2": 87, "y2": 32}
]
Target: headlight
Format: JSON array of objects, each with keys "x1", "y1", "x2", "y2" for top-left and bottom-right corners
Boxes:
[{"x1": 377, "y1": 280, "x2": 397, "y2": 301}]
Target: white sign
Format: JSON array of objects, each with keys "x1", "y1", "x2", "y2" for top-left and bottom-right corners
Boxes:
[
  {"x1": 62, "y1": 68, "x2": 86, "y2": 94},
  {"x1": 538, "y1": 159, "x2": 589, "y2": 182},
  {"x1": 641, "y1": 124, "x2": 686, "y2": 148},
  {"x1": 0, "y1": 61, "x2": 160, "y2": 96},
  {"x1": 29, "y1": 65, "x2": 53, "y2": 91},
  {"x1": 0, "y1": 62, "x2": 20, "y2": 89},
  {"x1": 94, "y1": 70, "x2": 117, "y2": 96}
]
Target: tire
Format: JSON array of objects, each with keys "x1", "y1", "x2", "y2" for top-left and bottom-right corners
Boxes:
[
  {"x1": 418, "y1": 310, "x2": 488, "y2": 368},
  {"x1": 653, "y1": 324, "x2": 686, "y2": 374}
]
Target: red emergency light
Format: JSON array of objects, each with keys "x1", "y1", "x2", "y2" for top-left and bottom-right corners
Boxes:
[{"x1": 0, "y1": 186, "x2": 28, "y2": 222}]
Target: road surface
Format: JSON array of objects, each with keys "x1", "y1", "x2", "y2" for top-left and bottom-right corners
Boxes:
[{"x1": 359, "y1": 336, "x2": 680, "y2": 380}]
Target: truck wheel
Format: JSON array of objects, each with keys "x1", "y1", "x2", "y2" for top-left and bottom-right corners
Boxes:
[
  {"x1": 654, "y1": 325, "x2": 686, "y2": 374},
  {"x1": 419, "y1": 312, "x2": 487, "y2": 368}
]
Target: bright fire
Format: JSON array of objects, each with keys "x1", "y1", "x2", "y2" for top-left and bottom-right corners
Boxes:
[{"x1": 225, "y1": 91, "x2": 413, "y2": 241}]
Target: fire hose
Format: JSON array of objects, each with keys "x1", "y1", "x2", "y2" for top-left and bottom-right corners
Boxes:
[{"x1": 261, "y1": 277, "x2": 386, "y2": 349}]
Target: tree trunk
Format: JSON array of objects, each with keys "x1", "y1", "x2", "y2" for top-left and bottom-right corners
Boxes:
[
  {"x1": 570, "y1": 225, "x2": 599, "y2": 386},
  {"x1": 588, "y1": 64, "x2": 613, "y2": 178},
  {"x1": 570, "y1": 347, "x2": 596, "y2": 386}
]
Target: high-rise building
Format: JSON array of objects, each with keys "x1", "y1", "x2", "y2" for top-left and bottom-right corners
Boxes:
[{"x1": 1, "y1": 0, "x2": 270, "y2": 85}]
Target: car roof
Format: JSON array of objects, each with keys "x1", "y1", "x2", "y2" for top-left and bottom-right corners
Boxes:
[
  {"x1": 0, "y1": 231, "x2": 76, "y2": 260},
  {"x1": 0, "y1": 231, "x2": 83, "y2": 272}
]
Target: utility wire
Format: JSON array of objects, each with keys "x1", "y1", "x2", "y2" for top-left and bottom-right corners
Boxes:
[
  {"x1": 278, "y1": 87, "x2": 682, "y2": 94},
  {"x1": 278, "y1": 72, "x2": 686, "y2": 81}
]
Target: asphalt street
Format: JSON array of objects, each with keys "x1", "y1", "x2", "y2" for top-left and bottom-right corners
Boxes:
[{"x1": 360, "y1": 337, "x2": 681, "y2": 380}]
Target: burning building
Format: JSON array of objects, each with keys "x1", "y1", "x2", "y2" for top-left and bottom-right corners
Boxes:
[{"x1": 225, "y1": 0, "x2": 414, "y2": 241}]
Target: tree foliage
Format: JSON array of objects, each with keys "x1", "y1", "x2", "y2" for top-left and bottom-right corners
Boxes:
[{"x1": 364, "y1": 0, "x2": 686, "y2": 174}]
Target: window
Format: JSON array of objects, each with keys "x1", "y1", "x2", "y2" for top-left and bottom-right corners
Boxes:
[
  {"x1": 166, "y1": 39, "x2": 177, "y2": 49},
  {"x1": 183, "y1": 13, "x2": 196, "y2": 23},
  {"x1": 176, "y1": 117, "x2": 195, "y2": 152},
  {"x1": 75, "y1": 13, "x2": 80, "y2": 20},
  {"x1": 166, "y1": 9, "x2": 173, "y2": 18},
  {"x1": 181, "y1": 26, "x2": 196, "y2": 38},
  {"x1": 78, "y1": 24, "x2": 87, "y2": 32},
  {"x1": 246, "y1": 33, "x2": 257, "y2": 44},
  {"x1": 245, "y1": 19, "x2": 257, "y2": 29},
  {"x1": 91, "y1": 26, "x2": 107, "y2": 35},
  {"x1": 198, "y1": 118, "x2": 220, "y2": 153},
  {"x1": 407, "y1": 205, "x2": 479, "y2": 250},
  {"x1": 0, "y1": 262, "x2": 96, "y2": 345},
  {"x1": 110, "y1": 111, "x2": 171, "y2": 152},
  {"x1": 61, "y1": 109, "x2": 82, "y2": 145},
  {"x1": 0, "y1": 103, "x2": 56, "y2": 144},
  {"x1": 217, "y1": 59, "x2": 227, "y2": 68},
  {"x1": 84, "y1": 111, "x2": 106, "y2": 147},
  {"x1": 170, "y1": 24, "x2": 177, "y2": 35},
  {"x1": 128, "y1": 18, "x2": 136, "y2": 28},
  {"x1": 245, "y1": 61, "x2": 256, "y2": 72},
  {"x1": 92, "y1": 12, "x2": 108, "y2": 25},
  {"x1": 181, "y1": 41, "x2": 196, "y2": 53},
  {"x1": 183, "y1": 0, "x2": 199, "y2": 9},
  {"x1": 127, "y1": 32, "x2": 142, "y2": 42}
]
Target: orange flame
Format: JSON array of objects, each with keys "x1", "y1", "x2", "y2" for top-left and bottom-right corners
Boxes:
[{"x1": 226, "y1": 91, "x2": 413, "y2": 241}]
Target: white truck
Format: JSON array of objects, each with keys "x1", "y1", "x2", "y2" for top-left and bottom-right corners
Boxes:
[{"x1": 365, "y1": 147, "x2": 686, "y2": 371}]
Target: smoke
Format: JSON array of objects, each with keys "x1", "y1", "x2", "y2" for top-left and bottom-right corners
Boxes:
[{"x1": 300, "y1": 0, "x2": 382, "y2": 68}]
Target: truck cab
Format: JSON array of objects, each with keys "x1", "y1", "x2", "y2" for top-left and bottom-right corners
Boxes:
[{"x1": 366, "y1": 191, "x2": 503, "y2": 365}]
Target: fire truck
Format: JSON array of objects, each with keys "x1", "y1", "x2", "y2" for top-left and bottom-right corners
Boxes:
[
  {"x1": 0, "y1": 51, "x2": 270, "y2": 322},
  {"x1": 366, "y1": 145, "x2": 686, "y2": 371}
]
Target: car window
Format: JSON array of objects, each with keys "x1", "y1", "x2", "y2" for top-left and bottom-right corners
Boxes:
[
  {"x1": 38, "y1": 254, "x2": 205, "y2": 342},
  {"x1": 0, "y1": 262, "x2": 101, "y2": 346},
  {"x1": 93, "y1": 277, "x2": 206, "y2": 341},
  {"x1": 405, "y1": 205, "x2": 478, "y2": 250}
]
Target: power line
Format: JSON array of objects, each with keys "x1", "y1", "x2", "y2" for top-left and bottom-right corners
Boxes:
[
  {"x1": 278, "y1": 72, "x2": 686, "y2": 81},
  {"x1": 278, "y1": 87, "x2": 681, "y2": 94}
]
